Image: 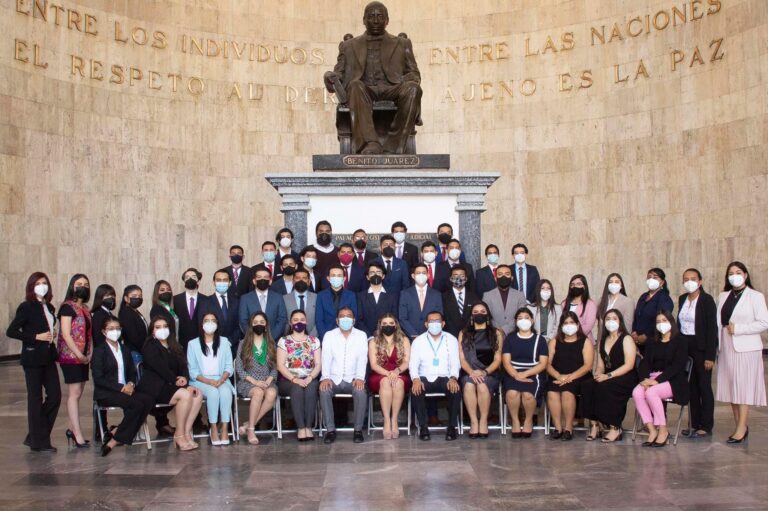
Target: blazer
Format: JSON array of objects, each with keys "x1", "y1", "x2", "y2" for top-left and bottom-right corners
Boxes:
[
  {"x1": 91, "y1": 307, "x2": 116, "y2": 348},
  {"x1": 172, "y1": 292, "x2": 209, "y2": 349},
  {"x1": 474, "y1": 265, "x2": 498, "y2": 297},
  {"x1": 252, "y1": 261, "x2": 282, "y2": 280},
  {"x1": 6, "y1": 300, "x2": 58, "y2": 367},
  {"x1": 353, "y1": 249, "x2": 378, "y2": 269},
  {"x1": 91, "y1": 340, "x2": 138, "y2": 402},
  {"x1": 527, "y1": 303, "x2": 563, "y2": 341},
  {"x1": 118, "y1": 305, "x2": 148, "y2": 354},
  {"x1": 149, "y1": 303, "x2": 177, "y2": 335},
  {"x1": 186, "y1": 336, "x2": 236, "y2": 395},
  {"x1": 633, "y1": 290, "x2": 674, "y2": 339},
  {"x1": 396, "y1": 241, "x2": 420, "y2": 270},
  {"x1": 442, "y1": 288, "x2": 480, "y2": 337},
  {"x1": 218, "y1": 264, "x2": 255, "y2": 299},
  {"x1": 561, "y1": 299, "x2": 598, "y2": 342},
  {"x1": 597, "y1": 293, "x2": 636, "y2": 338},
  {"x1": 306, "y1": 269, "x2": 325, "y2": 292},
  {"x1": 436, "y1": 245, "x2": 467, "y2": 264},
  {"x1": 341, "y1": 263, "x2": 368, "y2": 293},
  {"x1": 677, "y1": 290, "x2": 718, "y2": 360},
  {"x1": 270, "y1": 277, "x2": 292, "y2": 296},
  {"x1": 398, "y1": 285, "x2": 443, "y2": 339},
  {"x1": 637, "y1": 335, "x2": 690, "y2": 405},
  {"x1": 238, "y1": 289, "x2": 288, "y2": 341},
  {"x1": 483, "y1": 287, "x2": 527, "y2": 336},
  {"x1": 375, "y1": 256, "x2": 411, "y2": 304},
  {"x1": 434, "y1": 261, "x2": 475, "y2": 294},
  {"x1": 315, "y1": 288, "x2": 358, "y2": 341},
  {"x1": 200, "y1": 294, "x2": 241, "y2": 348},
  {"x1": 137, "y1": 338, "x2": 190, "y2": 400},
  {"x1": 511, "y1": 263, "x2": 541, "y2": 304},
  {"x1": 334, "y1": 31, "x2": 420, "y2": 89},
  {"x1": 716, "y1": 287, "x2": 768, "y2": 353},
  {"x1": 356, "y1": 289, "x2": 398, "y2": 338},
  {"x1": 283, "y1": 291, "x2": 319, "y2": 337}
]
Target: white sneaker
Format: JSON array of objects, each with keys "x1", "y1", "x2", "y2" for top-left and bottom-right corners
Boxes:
[{"x1": 220, "y1": 438, "x2": 230, "y2": 445}]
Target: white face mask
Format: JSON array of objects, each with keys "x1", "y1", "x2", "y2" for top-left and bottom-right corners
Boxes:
[
  {"x1": 516, "y1": 318, "x2": 532, "y2": 331},
  {"x1": 393, "y1": 232, "x2": 406, "y2": 244},
  {"x1": 279, "y1": 237, "x2": 292, "y2": 248},
  {"x1": 155, "y1": 328, "x2": 170, "y2": 340},
  {"x1": 540, "y1": 290, "x2": 552, "y2": 301},
  {"x1": 683, "y1": 280, "x2": 699, "y2": 294},
  {"x1": 414, "y1": 274, "x2": 428, "y2": 286},
  {"x1": 728, "y1": 274, "x2": 745, "y2": 288},
  {"x1": 303, "y1": 257, "x2": 317, "y2": 269},
  {"x1": 656, "y1": 322, "x2": 672, "y2": 335},
  {"x1": 607, "y1": 283, "x2": 622, "y2": 295},
  {"x1": 203, "y1": 322, "x2": 218, "y2": 334},
  {"x1": 448, "y1": 248, "x2": 461, "y2": 261},
  {"x1": 427, "y1": 322, "x2": 443, "y2": 336},
  {"x1": 106, "y1": 330, "x2": 122, "y2": 342},
  {"x1": 422, "y1": 252, "x2": 436, "y2": 264},
  {"x1": 604, "y1": 320, "x2": 620, "y2": 333},
  {"x1": 647, "y1": 278, "x2": 661, "y2": 291},
  {"x1": 514, "y1": 253, "x2": 526, "y2": 264},
  {"x1": 562, "y1": 324, "x2": 579, "y2": 336},
  {"x1": 34, "y1": 284, "x2": 49, "y2": 297}
]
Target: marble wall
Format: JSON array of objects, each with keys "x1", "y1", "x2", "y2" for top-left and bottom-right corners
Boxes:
[{"x1": 1, "y1": 0, "x2": 766, "y2": 354}]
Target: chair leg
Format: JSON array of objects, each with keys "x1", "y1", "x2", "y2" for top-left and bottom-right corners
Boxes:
[
  {"x1": 407, "y1": 397, "x2": 411, "y2": 436},
  {"x1": 276, "y1": 396, "x2": 283, "y2": 440},
  {"x1": 367, "y1": 396, "x2": 373, "y2": 436},
  {"x1": 631, "y1": 410, "x2": 639, "y2": 441},
  {"x1": 95, "y1": 403, "x2": 105, "y2": 444},
  {"x1": 499, "y1": 390, "x2": 505, "y2": 435},
  {"x1": 143, "y1": 422, "x2": 152, "y2": 450},
  {"x1": 673, "y1": 405, "x2": 686, "y2": 446},
  {"x1": 233, "y1": 396, "x2": 240, "y2": 442},
  {"x1": 544, "y1": 402, "x2": 550, "y2": 436},
  {"x1": 459, "y1": 399, "x2": 464, "y2": 435}
]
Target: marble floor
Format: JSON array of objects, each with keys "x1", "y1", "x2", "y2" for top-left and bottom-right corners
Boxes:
[{"x1": 0, "y1": 361, "x2": 766, "y2": 511}]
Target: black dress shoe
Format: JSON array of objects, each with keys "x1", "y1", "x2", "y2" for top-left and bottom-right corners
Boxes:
[
  {"x1": 445, "y1": 428, "x2": 458, "y2": 441},
  {"x1": 511, "y1": 432, "x2": 523, "y2": 438},
  {"x1": 31, "y1": 446, "x2": 57, "y2": 453},
  {"x1": 479, "y1": 433, "x2": 489, "y2": 439},
  {"x1": 101, "y1": 443, "x2": 113, "y2": 457},
  {"x1": 323, "y1": 431, "x2": 336, "y2": 444},
  {"x1": 561, "y1": 431, "x2": 573, "y2": 441},
  {"x1": 418, "y1": 428, "x2": 431, "y2": 441},
  {"x1": 468, "y1": 433, "x2": 479, "y2": 439},
  {"x1": 727, "y1": 427, "x2": 748, "y2": 444},
  {"x1": 521, "y1": 431, "x2": 532, "y2": 438},
  {"x1": 550, "y1": 430, "x2": 562, "y2": 440},
  {"x1": 353, "y1": 431, "x2": 364, "y2": 443}
]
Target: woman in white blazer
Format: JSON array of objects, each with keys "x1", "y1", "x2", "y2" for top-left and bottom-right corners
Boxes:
[
  {"x1": 528, "y1": 279, "x2": 562, "y2": 340},
  {"x1": 715, "y1": 262, "x2": 768, "y2": 443}
]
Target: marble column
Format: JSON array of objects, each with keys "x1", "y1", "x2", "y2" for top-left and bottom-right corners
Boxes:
[
  {"x1": 280, "y1": 194, "x2": 311, "y2": 249},
  {"x1": 457, "y1": 193, "x2": 488, "y2": 271}
]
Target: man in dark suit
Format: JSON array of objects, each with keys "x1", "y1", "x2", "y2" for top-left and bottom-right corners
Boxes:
[
  {"x1": 434, "y1": 239, "x2": 475, "y2": 293},
  {"x1": 475, "y1": 243, "x2": 501, "y2": 297},
  {"x1": 442, "y1": 266, "x2": 480, "y2": 337},
  {"x1": 276, "y1": 227, "x2": 301, "y2": 269},
  {"x1": 356, "y1": 261, "x2": 398, "y2": 337},
  {"x1": 282, "y1": 268, "x2": 318, "y2": 337},
  {"x1": 316, "y1": 265, "x2": 358, "y2": 340},
  {"x1": 434, "y1": 223, "x2": 467, "y2": 264},
  {"x1": 300, "y1": 246, "x2": 324, "y2": 292},
  {"x1": 218, "y1": 245, "x2": 254, "y2": 299},
  {"x1": 352, "y1": 228, "x2": 378, "y2": 268},
  {"x1": 376, "y1": 234, "x2": 411, "y2": 306},
  {"x1": 238, "y1": 267, "x2": 288, "y2": 341},
  {"x1": 200, "y1": 270, "x2": 241, "y2": 355},
  {"x1": 252, "y1": 241, "x2": 281, "y2": 280},
  {"x1": 391, "y1": 221, "x2": 419, "y2": 270},
  {"x1": 511, "y1": 243, "x2": 540, "y2": 304},
  {"x1": 399, "y1": 263, "x2": 443, "y2": 340},
  {"x1": 172, "y1": 268, "x2": 208, "y2": 350},
  {"x1": 338, "y1": 243, "x2": 368, "y2": 293},
  {"x1": 271, "y1": 254, "x2": 299, "y2": 295}
]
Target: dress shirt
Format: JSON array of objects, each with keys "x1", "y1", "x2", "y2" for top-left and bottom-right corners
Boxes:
[
  {"x1": 292, "y1": 291, "x2": 308, "y2": 310},
  {"x1": 409, "y1": 331, "x2": 460, "y2": 382},
  {"x1": 257, "y1": 290, "x2": 269, "y2": 309},
  {"x1": 453, "y1": 287, "x2": 465, "y2": 311},
  {"x1": 41, "y1": 299, "x2": 55, "y2": 333},
  {"x1": 282, "y1": 278, "x2": 294, "y2": 294},
  {"x1": 516, "y1": 263, "x2": 528, "y2": 298},
  {"x1": 395, "y1": 242, "x2": 405, "y2": 258},
  {"x1": 321, "y1": 327, "x2": 369, "y2": 384},
  {"x1": 368, "y1": 286, "x2": 386, "y2": 304},
  {"x1": 679, "y1": 295, "x2": 698, "y2": 335},
  {"x1": 216, "y1": 292, "x2": 228, "y2": 308},
  {"x1": 107, "y1": 341, "x2": 126, "y2": 385}
]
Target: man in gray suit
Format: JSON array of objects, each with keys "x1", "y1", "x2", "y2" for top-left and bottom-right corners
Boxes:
[
  {"x1": 482, "y1": 264, "x2": 527, "y2": 336},
  {"x1": 282, "y1": 268, "x2": 318, "y2": 337}
]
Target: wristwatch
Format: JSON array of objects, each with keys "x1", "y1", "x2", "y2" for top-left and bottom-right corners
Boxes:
[{"x1": 606, "y1": 372, "x2": 613, "y2": 379}]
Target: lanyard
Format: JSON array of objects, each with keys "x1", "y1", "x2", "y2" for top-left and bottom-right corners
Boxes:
[{"x1": 428, "y1": 334, "x2": 445, "y2": 357}]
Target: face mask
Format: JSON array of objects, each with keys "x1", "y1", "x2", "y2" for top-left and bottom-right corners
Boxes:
[
  {"x1": 514, "y1": 253, "x2": 526, "y2": 264},
  {"x1": 105, "y1": 329, "x2": 121, "y2": 342},
  {"x1": 74, "y1": 286, "x2": 90, "y2": 302},
  {"x1": 570, "y1": 287, "x2": 585, "y2": 297},
  {"x1": 158, "y1": 292, "x2": 172, "y2": 303},
  {"x1": 339, "y1": 253, "x2": 354, "y2": 266},
  {"x1": 728, "y1": 274, "x2": 745, "y2": 288},
  {"x1": 562, "y1": 324, "x2": 579, "y2": 336},
  {"x1": 317, "y1": 233, "x2": 332, "y2": 246},
  {"x1": 608, "y1": 283, "x2": 622, "y2": 295},
  {"x1": 422, "y1": 252, "x2": 436, "y2": 264},
  {"x1": 487, "y1": 253, "x2": 499, "y2": 265},
  {"x1": 282, "y1": 266, "x2": 296, "y2": 276},
  {"x1": 263, "y1": 251, "x2": 276, "y2": 263},
  {"x1": 369, "y1": 275, "x2": 383, "y2": 286},
  {"x1": 540, "y1": 290, "x2": 551, "y2": 301},
  {"x1": 102, "y1": 297, "x2": 116, "y2": 311},
  {"x1": 303, "y1": 257, "x2": 317, "y2": 269},
  {"x1": 215, "y1": 282, "x2": 230, "y2": 294},
  {"x1": 338, "y1": 317, "x2": 354, "y2": 331},
  {"x1": 279, "y1": 237, "x2": 292, "y2": 248},
  {"x1": 448, "y1": 248, "x2": 461, "y2": 260},
  {"x1": 381, "y1": 324, "x2": 397, "y2": 336},
  {"x1": 252, "y1": 324, "x2": 266, "y2": 336},
  {"x1": 414, "y1": 274, "x2": 428, "y2": 286},
  {"x1": 34, "y1": 284, "x2": 49, "y2": 297},
  {"x1": 683, "y1": 280, "x2": 699, "y2": 293},
  {"x1": 129, "y1": 297, "x2": 143, "y2": 308},
  {"x1": 472, "y1": 313, "x2": 488, "y2": 325},
  {"x1": 203, "y1": 322, "x2": 218, "y2": 334},
  {"x1": 427, "y1": 321, "x2": 443, "y2": 336},
  {"x1": 329, "y1": 276, "x2": 344, "y2": 289},
  {"x1": 437, "y1": 233, "x2": 451, "y2": 245},
  {"x1": 353, "y1": 239, "x2": 367, "y2": 250},
  {"x1": 184, "y1": 277, "x2": 198, "y2": 290},
  {"x1": 516, "y1": 318, "x2": 532, "y2": 331},
  {"x1": 155, "y1": 327, "x2": 170, "y2": 340},
  {"x1": 604, "y1": 320, "x2": 620, "y2": 333},
  {"x1": 656, "y1": 322, "x2": 672, "y2": 334},
  {"x1": 230, "y1": 254, "x2": 243, "y2": 265},
  {"x1": 450, "y1": 275, "x2": 467, "y2": 288},
  {"x1": 497, "y1": 276, "x2": 512, "y2": 288},
  {"x1": 647, "y1": 278, "x2": 661, "y2": 291},
  {"x1": 393, "y1": 232, "x2": 406, "y2": 243},
  {"x1": 382, "y1": 246, "x2": 395, "y2": 258},
  {"x1": 293, "y1": 281, "x2": 309, "y2": 293},
  {"x1": 292, "y1": 322, "x2": 307, "y2": 333},
  {"x1": 255, "y1": 279, "x2": 270, "y2": 291}
]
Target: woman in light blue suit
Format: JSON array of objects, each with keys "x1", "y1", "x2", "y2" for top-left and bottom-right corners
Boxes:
[{"x1": 187, "y1": 312, "x2": 235, "y2": 446}]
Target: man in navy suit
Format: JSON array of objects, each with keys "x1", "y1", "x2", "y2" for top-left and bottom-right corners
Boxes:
[
  {"x1": 238, "y1": 267, "x2": 288, "y2": 341},
  {"x1": 475, "y1": 243, "x2": 501, "y2": 297},
  {"x1": 511, "y1": 243, "x2": 540, "y2": 304},
  {"x1": 434, "y1": 239, "x2": 475, "y2": 293},
  {"x1": 271, "y1": 254, "x2": 299, "y2": 295},
  {"x1": 376, "y1": 234, "x2": 411, "y2": 306},
  {"x1": 201, "y1": 270, "x2": 241, "y2": 355},
  {"x1": 172, "y1": 267, "x2": 209, "y2": 350},
  {"x1": 252, "y1": 241, "x2": 281, "y2": 280},
  {"x1": 435, "y1": 223, "x2": 466, "y2": 264},
  {"x1": 356, "y1": 261, "x2": 397, "y2": 337},
  {"x1": 351, "y1": 228, "x2": 378, "y2": 268},
  {"x1": 300, "y1": 246, "x2": 324, "y2": 292},
  {"x1": 316, "y1": 265, "x2": 358, "y2": 340},
  {"x1": 218, "y1": 244, "x2": 254, "y2": 299},
  {"x1": 391, "y1": 221, "x2": 419, "y2": 270},
  {"x1": 399, "y1": 263, "x2": 443, "y2": 340},
  {"x1": 337, "y1": 243, "x2": 368, "y2": 293}
]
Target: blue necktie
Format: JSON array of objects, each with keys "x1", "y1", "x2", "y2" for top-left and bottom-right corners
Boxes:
[{"x1": 221, "y1": 295, "x2": 229, "y2": 322}]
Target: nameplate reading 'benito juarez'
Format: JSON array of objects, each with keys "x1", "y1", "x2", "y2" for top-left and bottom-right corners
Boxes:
[{"x1": 343, "y1": 155, "x2": 420, "y2": 167}]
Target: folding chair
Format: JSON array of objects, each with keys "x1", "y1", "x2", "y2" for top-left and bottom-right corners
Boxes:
[
  {"x1": 319, "y1": 393, "x2": 366, "y2": 434},
  {"x1": 501, "y1": 389, "x2": 549, "y2": 435},
  {"x1": 232, "y1": 371, "x2": 278, "y2": 441},
  {"x1": 458, "y1": 382, "x2": 504, "y2": 434},
  {"x1": 367, "y1": 394, "x2": 412, "y2": 436},
  {"x1": 412, "y1": 392, "x2": 464, "y2": 435}
]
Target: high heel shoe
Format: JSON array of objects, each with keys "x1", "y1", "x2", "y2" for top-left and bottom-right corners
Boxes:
[
  {"x1": 586, "y1": 425, "x2": 600, "y2": 441},
  {"x1": 727, "y1": 427, "x2": 749, "y2": 444},
  {"x1": 173, "y1": 435, "x2": 196, "y2": 451},
  {"x1": 601, "y1": 428, "x2": 623, "y2": 443},
  {"x1": 65, "y1": 429, "x2": 90, "y2": 448},
  {"x1": 246, "y1": 428, "x2": 259, "y2": 445}
]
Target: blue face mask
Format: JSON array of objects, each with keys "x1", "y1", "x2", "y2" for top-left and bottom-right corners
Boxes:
[
  {"x1": 338, "y1": 317, "x2": 354, "y2": 331},
  {"x1": 487, "y1": 253, "x2": 500, "y2": 265},
  {"x1": 329, "y1": 276, "x2": 344, "y2": 289},
  {"x1": 263, "y1": 251, "x2": 276, "y2": 263},
  {"x1": 427, "y1": 322, "x2": 443, "y2": 336},
  {"x1": 215, "y1": 282, "x2": 230, "y2": 294}
]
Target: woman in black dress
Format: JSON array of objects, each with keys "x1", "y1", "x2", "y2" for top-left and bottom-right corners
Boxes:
[
  {"x1": 546, "y1": 311, "x2": 595, "y2": 440},
  {"x1": 581, "y1": 309, "x2": 638, "y2": 442},
  {"x1": 502, "y1": 308, "x2": 549, "y2": 438}
]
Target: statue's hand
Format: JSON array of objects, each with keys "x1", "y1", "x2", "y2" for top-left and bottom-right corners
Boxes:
[{"x1": 323, "y1": 71, "x2": 340, "y2": 93}]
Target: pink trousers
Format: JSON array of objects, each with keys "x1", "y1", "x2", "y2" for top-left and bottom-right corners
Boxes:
[{"x1": 632, "y1": 372, "x2": 673, "y2": 426}]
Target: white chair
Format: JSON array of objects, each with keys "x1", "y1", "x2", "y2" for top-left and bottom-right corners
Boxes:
[
  {"x1": 412, "y1": 392, "x2": 464, "y2": 435},
  {"x1": 232, "y1": 370, "x2": 278, "y2": 441},
  {"x1": 501, "y1": 390, "x2": 549, "y2": 435},
  {"x1": 459, "y1": 383, "x2": 504, "y2": 434},
  {"x1": 319, "y1": 393, "x2": 364, "y2": 434},
  {"x1": 367, "y1": 394, "x2": 412, "y2": 436}
]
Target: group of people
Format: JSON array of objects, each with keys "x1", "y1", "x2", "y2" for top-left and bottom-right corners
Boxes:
[{"x1": 6, "y1": 220, "x2": 768, "y2": 454}]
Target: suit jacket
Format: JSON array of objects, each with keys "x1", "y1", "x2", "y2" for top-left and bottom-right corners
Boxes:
[
  {"x1": 172, "y1": 292, "x2": 209, "y2": 349},
  {"x1": 334, "y1": 31, "x2": 420, "y2": 89},
  {"x1": 270, "y1": 277, "x2": 293, "y2": 296},
  {"x1": 474, "y1": 265, "x2": 498, "y2": 297},
  {"x1": 434, "y1": 261, "x2": 475, "y2": 294},
  {"x1": 276, "y1": 249, "x2": 301, "y2": 269},
  {"x1": 398, "y1": 285, "x2": 443, "y2": 339},
  {"x1": 341, "y1": 263, "x2": 368, "y2": 293},
  {"x1": 283, "y1": 291, "x2": 319, "y2": 337},
  {"x1": 6, "y1": 300, "x2": 58, "y2": 367},
  {"x1": 511, "y1": 263, "x2": 541, "y2": 303},
  {"x1": 252, "y1": 261, "x2": 282, "y2": 280},
  {"x1": 597, "y1": 293, "x2": 635, "y2": 339},
  {"x1": 91, "y1": 307, "x2": 116, "y2": 348},
  {"x1": 200, "y1": 293, "x2": 241, "y2": 349},
  {"x1": 91, "y1": 341, "x2": 138, "y2": 402},
  {"x1": 238, "y1": 289, "x2": 288, "y2": 341},
  {"x1": 637, "y1": 335, "x2": 690, "y2": 405},
  {"x1": 396, "y1": 241, "x2": 420, "y2": 270},
  {"x1": 716, "y1": 287, "x2": 768, "y2": 353},
  {"x1": 315, "y1": 288, "x2": 358, "y2": 341},
  {"x1": 527, "y1": 303, "x2": 563, "y2": 341},
  {"x1": 307, "y1": 269, "x2": 325, "y2": 293},
  {"x1": 483, "y1": 287, "x2": 528, "y2": 336},
  {"x1": 137, "y1": 338, "x2": 189, "y2": 400},
  {"x1": 436, "y1": 245, "x2": 466, "y2": 264},
  {"x1": 356, "y1": 289, "x2": 398, "y2": 337},
  {"x1": 149, "y1": 304, "x2": 176, "y2": 335},
  {"x1": 118, "y1": 305, "x2": 148, "y2": 353},
  {"x1": 187, "y1": 337, "x2": 235, "y2": 395},
  {"x1": 353, "y1": 249, "x2": 378, "y2": 269},
  {"x1": 218, "y1": 264, "x2": 254, "y2": 299},
  {"x1": 676, "y1": 291, "x2": 718, "y2": 361},
  {"x1": 442, "y1": 288, "x2": 480, "y2": 337},
  {"x1": 376, "y1": 257, "x2": 411, "y2": 305}
]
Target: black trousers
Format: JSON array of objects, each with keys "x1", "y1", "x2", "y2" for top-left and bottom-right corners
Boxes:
[
  {"x1": 686, "y1": 341, "x2": 715, "y2": 432},
  {"x1": 24, "y1": 362, "x2": 61, "y2": 449},
  {"x1": 97, "y1": 390, "x2": 155, "y2": 444},
  {"x1": 411, "y1": 377, "x2": 461, "y2": 429}
]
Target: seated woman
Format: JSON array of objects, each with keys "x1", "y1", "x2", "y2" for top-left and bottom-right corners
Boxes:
[
  {"x1": 137, "y1": 317, "x2": 204, "y2": 451},
  {"x1": 581, "y1": 309, "x2": 638, "y2": 442},
  {"x1": 91, "y1": 317, "x2": 155, "y2": 456},
  {"x1": 235, "y1": 312, "x2": 278, "y2": 445},
  {"x1": 502, "y1": 308, "x2": 549, "y2": 438},
  {"x1": 368, "y1": 313, "x2": 411, "y2": 439},
  {"x1": 546, "y1": 311, "x2": 595, "y2": 440},
  {"x1": 458, "y1": 302, "x2": 503, "y2": 438},
  {"x1": 187, "y1": 312, "x2": 236, "y2": 446},
  {"x1": 632, "y1": 310, "x2": 689, "y2": 447},
  {"x1": 276, "y1": 310, "x2": 322, "y2": 442}
]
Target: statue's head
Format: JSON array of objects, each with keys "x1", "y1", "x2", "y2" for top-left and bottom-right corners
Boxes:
[{"x1": 363, "y1": 1, "x2": 389, "y2": 36}]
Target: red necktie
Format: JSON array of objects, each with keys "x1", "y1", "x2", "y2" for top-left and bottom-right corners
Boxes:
[
  {"x1": 357, "y1": 252, "x2": 364, "y2": 266},
  {"x1": 492, "y1": 267, "x2": 497, "y2": 281},
  {"x1": 442, "y1": 248, "x2": 447, "y2": 262},
  {"x1": 267, "y1": 263, "x2": 273, "y2": 276},
  {"x1": 427, "y1": 264, "x2": 434, "y2": 287},
  {"x1": 343, "y1": 266, "x2": 349, "y2": 288}
]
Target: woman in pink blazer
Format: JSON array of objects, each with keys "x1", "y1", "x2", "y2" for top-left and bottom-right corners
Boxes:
[
  {"x1": 561, "y1": 275, "x2": 598, "y2": 344},
  {"x1": 715, "y1": 261, "x2": 768, "y2": 443}
]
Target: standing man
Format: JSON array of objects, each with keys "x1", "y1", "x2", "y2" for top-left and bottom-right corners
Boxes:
[
  {"x1": 442, "y1": 266, "x2": 479, "y2": 337},
  {"x1": 511, "y1": 243, "x2": 540, "y2": 304},
  {"x1": 352, "y1": 229, "x2": 377, "y2": 268},
  {"x1": 276, "y1": 227, "x2": 301, "y2": 268},
  {"x1": 172, "y1": 268, "x2": 208, "y2": 350},
  {"x1": 399, "y1": 263, "x2": 443, "y2": 340},
  {"x1": 238, "y1": 268, "x2": 288, "y2": 341},
  {"x1": 435, "y1": 223, "x2": 466, "y2": 263},
  {"x1": 356, "y1": 261, "x2": 398, "y2": 337},
  {"x1": 218, "y1": 245, "x2": 254, "y2": 299},
  {"x1": 283, "y1": 268, "x2": 318, "y2": 337},
  {"x1": 391, "y1": 221, "x2": 419, "y2": 270},
  {"x1": 421, "y1": 241, "x2": 439, "y2": 288},
  {"x1": 252, "y1": 241, "x2": 281, "y2": 280},
  {"x1": 376, "y1": 234, "x2": 411, "y2": 304},
  {"x1": 300, "y1": 246, "x2": 323, "y2": 292},
  {"x1": 474, "y1": 244, "x2": 500, "y2": 297},
  {"x1": 307, "y1": 220, "x2": 338, "y2": 279},
  {"x1": 483, "y1": 265, "x2": 527, "y2": 335},
  {"x1": 316, "y1": 265, "x2": 358, "y2": 340},
  {"x1": 338, "y1": 243, "x2": 367, "y2": 293},
  {"x1": 271, "y1": 255, "x2": 299, "y2": 296},
  {"x1": 434, "y1": 239, "x2": 475, "y2": 293},
  {"x1": 201, "y1": 270, "x2": 240, "y2": 355}
]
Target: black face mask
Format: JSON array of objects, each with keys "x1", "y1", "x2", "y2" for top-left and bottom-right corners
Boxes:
[
  {"x1": 255, "y1": 279, "x2": 270, "y2": 291},
  {"x1": 381, "y1": 325, "x2": 397, "y2": 336},
  {"x1": 129, "y1": 297, "x2": 143, "y2": 309},
  {"x1": 497, "y1": 276, "x2": 512, "y2": 288},
  {"x1": 282, "y1": 266, "x2": 296, "y2": 276},
  {"x1": 472, "y1": 314, "x2": 488, "y2": 325},
  {"x1": 317, "y1": 233, "x2": 332, "y2": 246},
  {"x1": 102, "y1": 297, "x2": 116, "y2": 310},
  {"x1": 570, "y1": 287, "x2": 585, "y2": 297},
  {"x1": 74, "y1": 286, "x2": 90, "y2": 302},
  {"x1": 184, "y1": 278, "x2": 198, "y2": 290},
  {"x1": 293, "y1": 280, "x2": 309, "y2": 293},
  {"x1": 158, "y1": 292, "x2": 172, "y2": 303},
  {"x1": 382, "y1": 246, "x2": 395, "y2": 258},
  {"x1": 252, "y1": 324, "x2": 266, "y2": 336},
  {"x1": 230, "y1": 254, "x2": 243, "y2": 265},
  {"x1": 438, "y1": 233, "x2": 452, "y2": 245},
  {"x1": 369, "y1": 275, "x2": 383, "y2": 286},
  {"x1": 354, "y1": 239, "x2": 367, "y2": 250}
]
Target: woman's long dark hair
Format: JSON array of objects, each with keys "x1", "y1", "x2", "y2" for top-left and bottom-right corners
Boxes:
[
  {"x1": 723, "y1": 261, "x2": 753, "y2": 291},
  {"x1": 554, "y1": 310, "x2": 587, "y2": 344},
  {"x1": 460, "y1": 301, "x2": 501, "y2": 352},
  {"x1": 532, "y1": 279, "x2": 556, "y2": 314},
  {"x1": 647, "y1": 267, "x2": 669, "y2": 291},
  {"x1": 152, "y1": 280, "x2": 173, "y2": 306},
  {"x1": 512, "y1": 307, "x2": 537, "y2": 335},
  {"x1": 564, "y1": 274, "x2": 590, "y2": 317},
  {"x1": 63, "y1": 273, "x2": 89, "y2": 302},
  {"x1": 24, "y1": 272, "x2": 52, "y2": 303},
  {"x1": 598, "y1": 273, "x2": 626, "y2": 317},
  {"x1": 240, "y1": 312, "x2": 276, "y2": 370},
  {"x1": 145, "y1": 315, "x2": 184, "y2": 358},
  {"x1": 199, "y1": 312, "x2": 221, "y2": 357},
  {"x1": 597, "y1": 308, "x2": 629, "y2": 354},
  {"x1": 654, "y1": 310, "x2": 679, "y2": 343},
  {"x1": 119, "y1": 284, "x2": 142, "y2": 314},
  {"x1": 91, "y1": 284, "x2": 116, "y2": 313}
]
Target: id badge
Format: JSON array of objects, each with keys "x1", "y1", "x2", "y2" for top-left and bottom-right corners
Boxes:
[{"x1": 432, "y1": 357, "x2": 439, "y2": 366}]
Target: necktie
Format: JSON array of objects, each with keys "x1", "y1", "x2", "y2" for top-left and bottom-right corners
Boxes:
[
  {"x1": 343, "y1": 266, "x2": 349, "y2": 288},
  {"x1": 189, "y1": 296, "x2": 195, "y2": 318},
  {"x1": 357, "y1": 252, "x2": 364, "y2": 266},
  {"x1": 442, "y1": 248, "x2": 447, "y2": 262},
  {"x1": 427, "y1": 264, "x2": 434, "y2": 287},
  {"x1": 258, "y1": 293, "x2": 266, "y2": 312},
  {"x1": 221, "y1": 295, "x2": 229, "y2": 322},
  {"x1": 418, "y1": 287, "x2": 425, "y2": 310},
  {"x1": 396, "y1": 245, "x2": 402, "y2": 258},
  {"x1": 386, "y1": 259, "x2": 392, "y2": 273},
  {"x1": 492, "y1": 266, "x2": 497, "y2": 281},
  {"x1": 233, "y1": 267, "x2": 239, "y2": 286},
  {"x1": 298, "y1": 294, "x2": 305, "y2": 311},
  {"x1": 267, "y1": 263, "x2": 273, "y2": 276},
  {"x1": 457, "y1": 291, "x2": 464, "y2": 314},
  {"x1": 518, "y1": 266, "x2": 524, "y2": 295}
]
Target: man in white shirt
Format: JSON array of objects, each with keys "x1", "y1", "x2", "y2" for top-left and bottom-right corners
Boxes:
[
  {"x1": 410, "y1": 310, "x2": 461, "y2": 441},
  {"x1": 319, "y1": 307, "x2": 369, "y2": 444}
]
